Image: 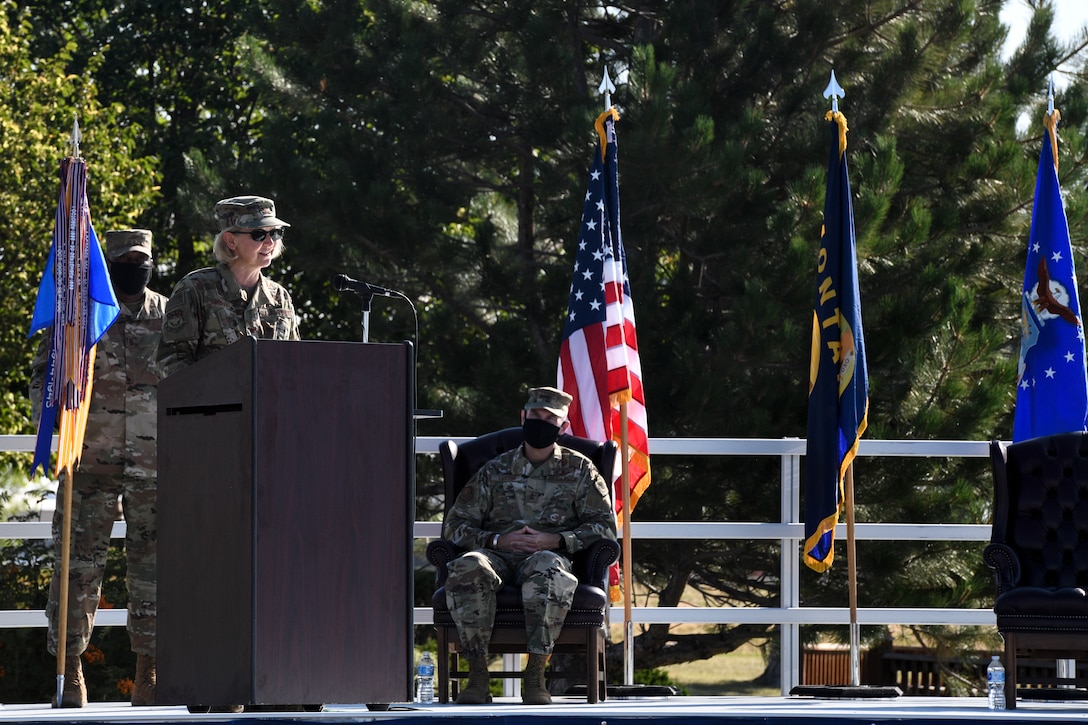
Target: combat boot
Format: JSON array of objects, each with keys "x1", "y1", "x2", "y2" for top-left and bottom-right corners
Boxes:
[
  {"x1": 455, "y1": 657, "x2": 492, "y2": 704},
  {"x1": 52, "y1": 655, "x2": 87, "y2": 708},
  {"x1": 131, "y1": 654, "x2": 157, "y2": 706},
  {"x1": 522, "y1": 653, "x2": 551, "y2": 705}
]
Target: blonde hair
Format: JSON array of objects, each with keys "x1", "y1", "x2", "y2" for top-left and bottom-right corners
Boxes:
[{"x1": 213, "y1": 230, "x2": 285, "y2": 264}]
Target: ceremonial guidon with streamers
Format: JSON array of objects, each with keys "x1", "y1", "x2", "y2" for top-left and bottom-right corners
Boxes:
[{"x1": 29, "y1": 132, "x2": 119, "y2": 479}]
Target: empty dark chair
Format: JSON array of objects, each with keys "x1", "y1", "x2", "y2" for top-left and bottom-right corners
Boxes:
[{"x1": 984, "y1": 433, "x2": 1088, "y2": 708}]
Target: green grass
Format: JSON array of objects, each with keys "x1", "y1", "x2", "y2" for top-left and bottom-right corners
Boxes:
[
  {"x1": 416, "y1": 626, "x2": 781, "y2": 698},
  {"x1": 662, "y1": 646, "x2": 780, "y2": 697}
]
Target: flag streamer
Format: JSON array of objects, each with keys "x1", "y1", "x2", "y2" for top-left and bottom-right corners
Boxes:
[
  {"x1": 558, "y1": 109, "x2": 650, "y2": 601},
  {"x1": 29, "y1": 156, "x2": 119, "y2": 479},
  {"x1": 803, "y1": 111, "x2": 868, "y2": 573},
  {"x1": 28, "y1": 143, "x2": 119, "y2": 705},
  {"x1": 1012, "y1": 108, "x2": 1088, "y2": 441}
]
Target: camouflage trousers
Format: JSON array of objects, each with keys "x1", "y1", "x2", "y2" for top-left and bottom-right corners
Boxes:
[
  {"x1": 46, "y1": 471, "x2": 157, "y2": 657},
  {"x1": 445, "y1": 549, "x2": 577, "y2": 660}
]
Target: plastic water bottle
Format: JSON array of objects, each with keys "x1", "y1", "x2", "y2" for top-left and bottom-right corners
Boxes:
[
  {"x1": 415, "y1": 651, "x2": 435, "y2": 703},
  {"x1": 987, "y1": 655, "x2": 1006, "y2": 710}
]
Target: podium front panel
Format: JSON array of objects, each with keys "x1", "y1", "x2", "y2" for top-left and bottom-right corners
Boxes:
[{"x1": 158, "y1": 339, "x2": 414, "y2": 707}]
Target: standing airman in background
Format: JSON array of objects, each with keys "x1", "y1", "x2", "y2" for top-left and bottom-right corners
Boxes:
[{"x1": 30, "y1": 229, "x2": 167, "y2": 707}]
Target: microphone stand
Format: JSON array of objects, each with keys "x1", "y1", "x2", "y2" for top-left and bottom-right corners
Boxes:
[
  {"x1": 341, "y1": 280, "x2": 441, "y2": 419},
  {"x1": 357, "y1": 293, "x2": 374, "y2": 343}
]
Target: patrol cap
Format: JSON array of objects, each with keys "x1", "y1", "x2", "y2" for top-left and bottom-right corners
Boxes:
[
  {"x1": 524, "y1": 386, "x2": 573, "y2": 418},
  {"x1": 105, "y1": 229, "x2": 153, "y2": 260},
  {"x1": 214, "y1": 195, "x2": 291, "y2": 232}
]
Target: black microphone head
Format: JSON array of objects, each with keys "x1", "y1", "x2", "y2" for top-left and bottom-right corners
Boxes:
[{"x1": 333, "y1": 274, "x2": 351, "y2": 291}]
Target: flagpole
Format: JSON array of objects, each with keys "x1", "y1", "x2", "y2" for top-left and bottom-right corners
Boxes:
[
  {"x1": 620, "y1": 402, "x2": 634, "y2": 685},
  {"x1": 790, "y1": 72, "x2": 896, "y2": 700},
  {"x1": 53, "y1": 117, "x2": 82, "y2": 708},
  {"x1": 845, "y1": 464, "x2": 860, "y2": 686},
  {"x1": 823, "y1": 70, "x2": 862, "y2": 688},
  {"x1": 55, "y1": 465, "x2": 74, "y2": 706},
  {"x1": 597, "y1": 65, "x2": 636, "y2": 686},
  {"x1": 558, "y1": 66, "x2": 653, "y2": 695}
]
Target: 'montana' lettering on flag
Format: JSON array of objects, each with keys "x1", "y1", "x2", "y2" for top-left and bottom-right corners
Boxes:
[
  {"x1": 814, "y1": 245, "x2": 843, "y2": 361},
  {"x1": 811, "y1": 242, "x2": 860, "y2": 398}
]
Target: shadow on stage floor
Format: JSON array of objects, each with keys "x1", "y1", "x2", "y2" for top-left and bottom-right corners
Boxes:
[{"x1": 2, "y1": 695, "x2": 1088, "y2": 725}]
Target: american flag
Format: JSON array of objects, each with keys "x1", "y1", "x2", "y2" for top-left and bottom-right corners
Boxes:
[{"x1": 557, "y1": 109, "x2": 650, "y2": 599}]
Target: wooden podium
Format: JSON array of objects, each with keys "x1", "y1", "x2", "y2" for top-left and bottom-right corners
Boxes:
[{"x1": 156, "y1": 338, "x2": 414, "y2": 708}]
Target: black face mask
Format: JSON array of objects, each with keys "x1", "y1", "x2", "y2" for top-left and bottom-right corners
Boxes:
[
  {"x1": 109, "y1": 260, "x2": 152, "y2": 296},
  {"x1": 523, "y1": 417, "x2": 562, "y2": 449}
]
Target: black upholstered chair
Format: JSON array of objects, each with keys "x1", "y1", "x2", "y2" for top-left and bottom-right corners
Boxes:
[
  {"x1": 984, "y1": 433, "x2": 1088, "y2": 709},
  {"x1": 425, "y1": 427, "x2": 619, "y2": 703}
]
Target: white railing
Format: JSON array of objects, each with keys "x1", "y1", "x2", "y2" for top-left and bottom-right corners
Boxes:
[{"x1": 0, "y1": 434, "x2": 997, "y2": 696}]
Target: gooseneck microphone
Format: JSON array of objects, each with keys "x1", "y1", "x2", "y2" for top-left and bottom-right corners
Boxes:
[{"x1": 332, "y1": 273, "x2": 400, "y2": 298}]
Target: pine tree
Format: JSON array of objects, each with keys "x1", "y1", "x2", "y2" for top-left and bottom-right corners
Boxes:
[
  {"x1": 7, "y1": 0, "x2": 1088, "y2": 681},
  {"x1": 0, "y1": 2, "x2": 155, "y2": 443},
  {"x1": 614, "y1": 0, "x2": 1088, "y2": 668}
]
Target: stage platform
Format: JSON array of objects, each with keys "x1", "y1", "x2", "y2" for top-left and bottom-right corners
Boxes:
[{"x1": 2, "y1": 696, "x2": 1088, "y2": 725}]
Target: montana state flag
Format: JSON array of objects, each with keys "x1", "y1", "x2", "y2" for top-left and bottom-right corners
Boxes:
[{"x1": 804, "y1": 111, "x2": 869, "y2": 573}]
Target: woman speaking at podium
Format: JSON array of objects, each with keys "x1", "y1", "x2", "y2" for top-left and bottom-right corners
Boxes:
[{"x1": 157, "y1": 195, "x2": 300, "y2": 377}]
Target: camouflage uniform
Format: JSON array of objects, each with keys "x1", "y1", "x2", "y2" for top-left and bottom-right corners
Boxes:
[
  {"x1": 30, "y1": 231, "x2": 167, "y2": 658},
  {"x1": 158, "y1": 195, "x2": 298, "y2": 377},
  {"x1": 443, "y1": 444, "x2": 617, "y2": 659},
  {"x1": 157, "y1": 262, "x2": 299, "y2": 377}
]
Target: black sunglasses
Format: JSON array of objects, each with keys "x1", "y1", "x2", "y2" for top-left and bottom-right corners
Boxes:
[{"x1": 235, "y1": 228, "x2": 284, "y2": 242}]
